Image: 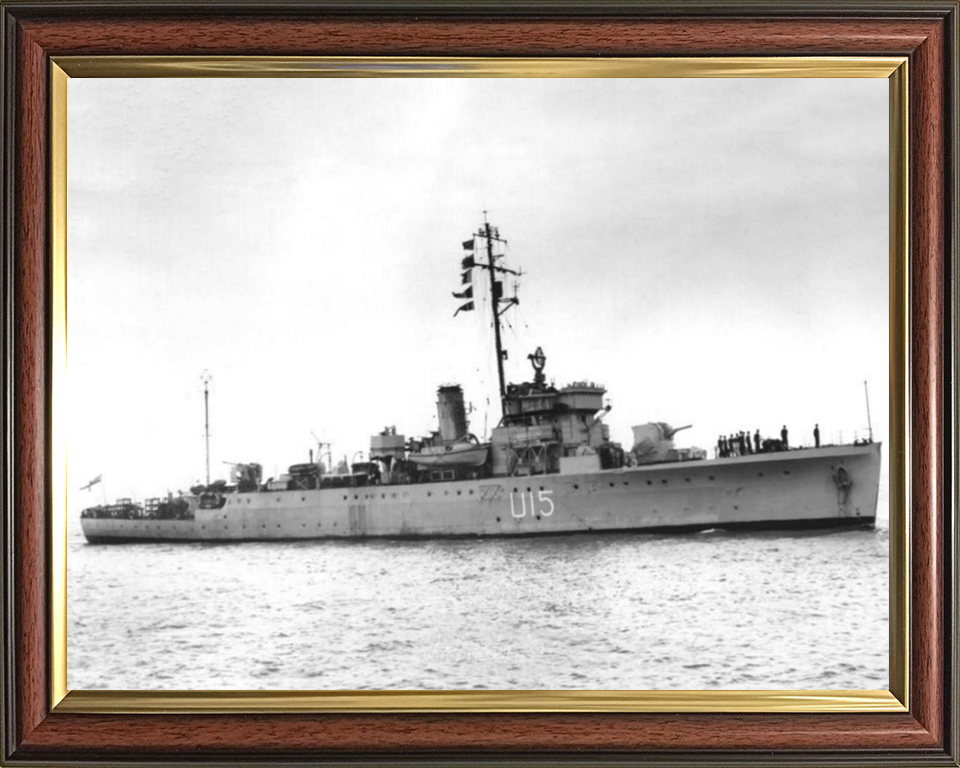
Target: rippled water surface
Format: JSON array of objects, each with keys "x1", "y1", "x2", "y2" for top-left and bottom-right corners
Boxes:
[{"x1": 68, "y1": 485, "x2": 888, "y2": 690}]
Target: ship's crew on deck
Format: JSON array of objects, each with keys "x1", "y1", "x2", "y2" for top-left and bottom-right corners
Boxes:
[
  {"x1": 814, "y1": 423, "x2": 820, "y2": 448},
  {"x1": 781, "y1": 425, "x2": 789, "y2": 449},
  {"x1": 754, "y1": 429, "x2": 761, "y2": 453},
  {"x1": 743, "y1": 430, "x2": 752, "y2": 454},
  {"x1": 717, "y1": 436, "x2": 725, "y2": 458},
  {"x1": 737, "y1": 432, "x2": 745, "y2": 456}
]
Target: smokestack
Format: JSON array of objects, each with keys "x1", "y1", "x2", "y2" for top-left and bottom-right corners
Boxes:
[{"x1": 437, "y1": 385, "x2": 468, "y2": 443}]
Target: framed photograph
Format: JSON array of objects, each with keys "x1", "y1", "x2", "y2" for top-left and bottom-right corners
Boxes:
[{"x1": 2, "y1": 2, "x2": 956, "y2": 766}]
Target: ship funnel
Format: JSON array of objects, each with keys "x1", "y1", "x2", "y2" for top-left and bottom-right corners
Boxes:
[{"x1": 437, "y1": 385, "x2": 468, "y2": 443}]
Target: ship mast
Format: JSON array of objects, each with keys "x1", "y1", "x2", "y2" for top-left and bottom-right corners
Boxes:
[
  {"x1": 484, "y1": 218, "x2": 507, "y2": 403},
  {"x1": 473, "y1": 213, "x2": 519, "y2": 415},
  {"x1": 201, "y1": 370, "x2": 212, "y2": 485}
]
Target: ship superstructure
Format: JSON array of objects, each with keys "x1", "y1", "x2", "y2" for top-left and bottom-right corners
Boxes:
[{"x1": 80, "y1": 220, "x2": 882, "y2": 543}]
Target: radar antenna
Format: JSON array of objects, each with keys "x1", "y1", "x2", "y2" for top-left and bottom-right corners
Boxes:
[{"x1": 528, "y1": 346, "x2": 547, "y2": 388}]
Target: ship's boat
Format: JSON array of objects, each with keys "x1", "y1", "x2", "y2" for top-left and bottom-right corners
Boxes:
[
  {"x1": 409, "y1": 435, "x2": 490, "y2": 468},
  {"x1": 80, "y1": 218, "x2": 882, "y2": 543}
]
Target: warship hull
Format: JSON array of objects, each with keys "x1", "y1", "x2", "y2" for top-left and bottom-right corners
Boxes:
[{"x1": 81, "y1": 443, "x2": 881, "y2": 543}]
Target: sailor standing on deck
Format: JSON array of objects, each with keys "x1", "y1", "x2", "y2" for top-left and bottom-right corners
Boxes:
[
  {"x1": 814, "y1": 423, "x2": 820, "y2": 448},
  {"x1": 781, "y1": 425, "x2": 789, "y2": 449}
]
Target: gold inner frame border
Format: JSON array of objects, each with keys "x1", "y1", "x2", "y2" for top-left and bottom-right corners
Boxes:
[{"x1": 48, "y1": 55, "x2": 910, "y2": 715}]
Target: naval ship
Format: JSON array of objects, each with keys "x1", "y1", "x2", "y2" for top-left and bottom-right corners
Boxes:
[{"x1": 80, "y1": 220, "x2": 882, "y2": 543}]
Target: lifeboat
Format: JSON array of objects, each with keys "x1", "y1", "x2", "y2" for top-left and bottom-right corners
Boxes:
[{"x1": 408, "y1": 434, "x2": 490, "y2": 468}]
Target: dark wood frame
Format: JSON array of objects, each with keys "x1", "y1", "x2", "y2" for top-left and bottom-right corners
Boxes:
[{"x1": 1, "y1": 2, "x2": 957, "y2": 765}]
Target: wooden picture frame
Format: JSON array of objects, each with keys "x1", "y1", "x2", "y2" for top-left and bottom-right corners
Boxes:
[{"x1": 2, "y1": 2, "x2": 957, "y2": 765}]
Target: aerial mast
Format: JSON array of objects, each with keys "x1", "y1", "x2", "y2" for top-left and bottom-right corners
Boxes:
[{"x1": 201, "y1": 370, "x2": 212, "y2": 485}]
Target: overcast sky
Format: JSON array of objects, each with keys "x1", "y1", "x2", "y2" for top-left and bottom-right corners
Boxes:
[{"x1": 66, "y1": 77, "x2": 888, "y2": 505}]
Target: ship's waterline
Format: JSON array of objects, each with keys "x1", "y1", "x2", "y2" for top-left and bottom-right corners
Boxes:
[{"x1": 81, "y1": 443, "x2": 880, "y2": 542}]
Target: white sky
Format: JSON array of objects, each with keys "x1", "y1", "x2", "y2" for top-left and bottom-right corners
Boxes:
[{"x1": 66, "y1": 77, "x2": 888, "y2": 502}]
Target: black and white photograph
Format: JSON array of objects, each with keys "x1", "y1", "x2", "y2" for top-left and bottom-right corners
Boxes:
[{"x1": 66, "y1": 76, "x2": 889, "y2": 691}]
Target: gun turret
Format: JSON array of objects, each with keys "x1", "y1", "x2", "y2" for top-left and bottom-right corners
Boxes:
[{"x1": 631, "y1": 422, "x2": 693, "y2": 464}]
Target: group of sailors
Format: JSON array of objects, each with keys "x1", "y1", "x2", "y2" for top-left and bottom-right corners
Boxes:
[{"x1": 716, "y1": 425, "x2": 794, "y2": 458}]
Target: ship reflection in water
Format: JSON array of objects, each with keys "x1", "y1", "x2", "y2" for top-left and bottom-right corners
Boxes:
[{"x1": 67, "y1": 489, "x2": 888, "y2": 690}]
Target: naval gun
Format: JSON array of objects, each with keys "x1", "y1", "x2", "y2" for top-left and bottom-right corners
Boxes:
[{"x1": 630, "y1": 423, "x2": 693, "y2": 465}]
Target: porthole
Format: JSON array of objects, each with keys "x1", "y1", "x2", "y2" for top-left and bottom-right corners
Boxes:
[
  {"x1": 646, "y1": 480, "x2": 652, "y2": 486},
  {"x1": 496, "y1": 516, "x2": 501, "y2": 522}
]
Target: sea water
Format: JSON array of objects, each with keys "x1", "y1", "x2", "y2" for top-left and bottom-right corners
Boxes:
[{"x1": 67, "y1": 477, "x2": 889, "y2": 690}]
